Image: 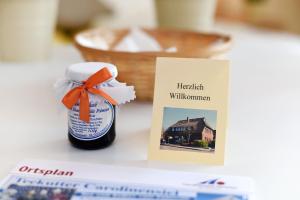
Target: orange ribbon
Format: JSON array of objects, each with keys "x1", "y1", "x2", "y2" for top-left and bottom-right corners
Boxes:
[{"x1": 62, "y1": 67, "x2": 117, "y2": 123}]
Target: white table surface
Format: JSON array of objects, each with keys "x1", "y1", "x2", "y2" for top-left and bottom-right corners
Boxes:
[{"x1": 1, "y1": 24, "x2": 300, "y2": 199}]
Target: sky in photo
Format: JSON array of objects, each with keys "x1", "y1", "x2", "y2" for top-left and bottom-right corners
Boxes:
[
  {"x1": 162, "y1": 107, "x2": 217, "y2": 131},
  {"x1": 196, "y1": 193, "x2": 246, "y2": 200}
]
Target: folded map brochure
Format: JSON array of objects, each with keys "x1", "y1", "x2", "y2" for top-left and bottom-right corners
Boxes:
[{"x1": 0, "y1": 160, "x2": 255, "y2": 200}]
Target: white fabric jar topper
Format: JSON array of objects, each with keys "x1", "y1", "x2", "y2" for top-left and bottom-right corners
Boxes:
[{"x1": 55, "y1": 62, "x2": 135, "y2": 122}]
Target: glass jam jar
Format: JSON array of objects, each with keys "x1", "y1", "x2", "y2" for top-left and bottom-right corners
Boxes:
[{"x1": 65, "y1": 62, "x2": 118, "y2": 150}]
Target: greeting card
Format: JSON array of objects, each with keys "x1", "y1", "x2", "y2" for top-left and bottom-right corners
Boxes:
[{"x1": 148, "y1": 58, "x2": 229, "y2": 165}]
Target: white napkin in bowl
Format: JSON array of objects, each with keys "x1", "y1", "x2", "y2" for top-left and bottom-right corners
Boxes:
[{"x1": 114, "y1": 28, "x2": 177, "y2": 52}]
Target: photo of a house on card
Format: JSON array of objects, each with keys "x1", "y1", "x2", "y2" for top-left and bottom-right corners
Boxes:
[{"x1": 160, "y1": 107, "x2": 217, "y2": 153}]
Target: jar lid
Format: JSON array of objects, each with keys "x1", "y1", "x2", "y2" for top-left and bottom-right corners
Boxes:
[{"x1": 66, "y1": 62, "x2": 118, "y2": 82}]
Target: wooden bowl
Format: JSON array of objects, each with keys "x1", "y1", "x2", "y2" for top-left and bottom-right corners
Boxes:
[{"x1": 75, "y1": 28, "x2": 232, "y2": 101}]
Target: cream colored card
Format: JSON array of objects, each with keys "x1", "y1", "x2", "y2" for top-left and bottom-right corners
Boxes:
[{"x1": 148, "y1": 57, "x2": 229, "y2": 165}]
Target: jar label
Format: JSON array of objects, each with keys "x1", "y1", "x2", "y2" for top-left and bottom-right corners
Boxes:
[{"x1": 68, "y1": 99, "x2": 114, "y2": 141}]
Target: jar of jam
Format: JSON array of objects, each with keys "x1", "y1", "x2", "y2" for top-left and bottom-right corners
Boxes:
[{"x1": 60, "y1": 62, "x2": 133, "y2": 150}]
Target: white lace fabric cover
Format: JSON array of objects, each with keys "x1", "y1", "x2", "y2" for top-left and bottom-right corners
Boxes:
[{"x1": 54, "y1": 78, "x2": 136, "y2": 109}]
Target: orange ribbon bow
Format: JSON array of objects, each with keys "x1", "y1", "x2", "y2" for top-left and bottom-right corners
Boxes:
[{"x1": 62, "y1": 67, "x2": 117, "y2": 123}]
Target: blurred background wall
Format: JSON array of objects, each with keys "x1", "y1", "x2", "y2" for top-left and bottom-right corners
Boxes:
[
  {"x1": 1, "y1": 0, "x2": 299, "y2": 61},
  {"x1": 57, "y1": 0, "x2": 156, "y2": 30},
  {"x1": 217, "y1": 0, "x2": 300, "y2": 33},
  {"x1": 57, "y1": 0, "x2": 300, "y2": 33}
]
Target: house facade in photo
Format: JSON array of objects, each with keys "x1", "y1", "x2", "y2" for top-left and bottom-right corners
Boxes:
[{"x1": 162, "y1": 117, "x2": 216, "y2": 147}]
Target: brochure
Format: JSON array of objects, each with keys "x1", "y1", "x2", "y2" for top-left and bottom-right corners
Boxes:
[{"x1": 0, "y1": 160, "x2": 254, "y2": 200}]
